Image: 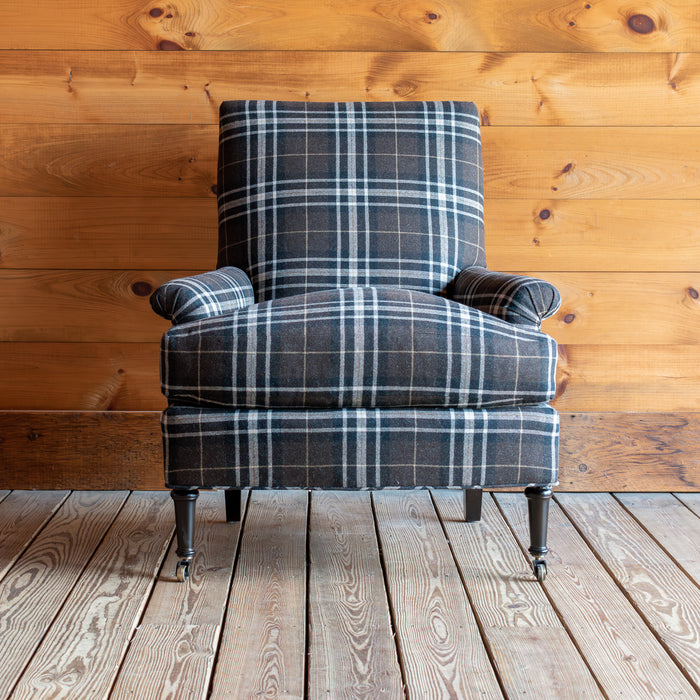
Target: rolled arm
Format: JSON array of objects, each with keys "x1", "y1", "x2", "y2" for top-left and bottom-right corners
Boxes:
[
  {"x1": 150, "y1": 267, "x2": 255, "y2": 324},
  {"x1": 451, "y1": 266, "x2": 561, "y2": 328}
]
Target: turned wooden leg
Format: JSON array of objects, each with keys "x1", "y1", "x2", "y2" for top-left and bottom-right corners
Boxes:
[
  {"x1": 524, "y1": 485, "x2": 552, "y2": 582},
  {"x1": 171, "y1": 489, "x2": 198, "y2": 582}
]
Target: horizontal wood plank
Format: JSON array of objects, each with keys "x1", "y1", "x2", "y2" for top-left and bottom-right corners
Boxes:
[
  {"x1": 553, "y1": 345, "x2": 700, "y2": 412},
  {"x1": 486, "y1": 199, "x2": 700, "y2": 272},
  {"x1": 1, "y1": 411, "x2": 699, "y2": 492},
  {"x1": 1, "y1": 271, "x2": 699, "y2": 344},
  {"x1": 2, "y1": 1, "x2": 699, "y2": 51},
  {"x1": 3, "y1": 125, "x2": 700, "y2": 199},
  {"x1": 558, "y1": 413, "x2": 700, "y2": 491},
  {"x1": 2, "y1": 341, "x2": 699, "y2": 412},
  {"x1": 0, "y1": 412, "x2": 164, "y2": 490},
  {"x1": 1, "y1": 52, "x2": 700, "y2": 126},
  {"x1": 3, "y1": 198, "x2": 700, "y2": 273},
  {"x1": 0, "y1": 343, "x2": 163, "y2": 410}
]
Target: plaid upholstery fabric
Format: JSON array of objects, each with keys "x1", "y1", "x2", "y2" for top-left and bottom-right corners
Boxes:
[
  {"x1": 453, "y1": 267, "x2": 561, "y2": 328},
  {"x1": 162, "y1": 287, "x2": 557, "y2": 410},
  {"x1": 162, "y1": 405, "x2": 559, "y2": 489},
  {"x1": 150, "y1": 267, "x2": 254, "y2": 324},
  {"x1": 217, "y1": 100, "x2": 485, "y2": 301}
]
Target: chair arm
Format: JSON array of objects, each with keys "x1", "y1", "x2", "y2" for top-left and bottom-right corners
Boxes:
[
  {"x1": 150, "y1": 267, "x2": 255, "y2": 324},
  {"x1": 451, "y1": 266, "x2": 561, "y2": 328}
]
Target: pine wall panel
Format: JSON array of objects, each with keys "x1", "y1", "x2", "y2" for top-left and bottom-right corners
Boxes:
[{"x1": 0, "y1": 1, "x2": 699, "y2": 490}]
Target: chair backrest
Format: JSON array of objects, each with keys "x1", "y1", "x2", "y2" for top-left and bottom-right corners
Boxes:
[{"x1": 217, "y1": 100, "x2": 485, "y2": 301}]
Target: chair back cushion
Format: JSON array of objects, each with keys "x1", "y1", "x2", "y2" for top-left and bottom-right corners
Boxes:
[{"x1": 217, "y1": 100, "x2": 485, "y2": 301}]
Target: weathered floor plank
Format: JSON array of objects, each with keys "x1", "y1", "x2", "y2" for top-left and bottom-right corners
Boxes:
[
  {"x1": 110, "y1": 491, "x2": 246, "y2": 700},
  {"x1": 433, "y1": 490, "x2": 603, "y2": 699},
  {"x1": 0, "y1": 490, "x2": 68, "y2": 582},
  {"x1": 495, "y1": 493, "x2": 698, "y2": 698},
  {"x1": 209, "y1": 490, "x2": 308, "y2": 700},
  {"x1": 0, "y1": 490, "x2": 697, "y2": 699},
  {"x1": 307, "y1": 491, "x2": 403, "y2": 700},
  {"x1": 557, "y1": 492, "x2": 700, "y2": 693},
  {"x1": 373, "y1": 490, "x2": 503, "y2": 699},
  {"x1": 617, "y1": 493, "x2": 700, "y2": 584},
  {"x1": 0, "y1": 491, "x2": 127, "y2": 699},
  {"x1": 11, "y1": 492, "x2": 173, "y2": 699}
]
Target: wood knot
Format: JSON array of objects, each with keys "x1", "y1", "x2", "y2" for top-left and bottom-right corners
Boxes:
[
  {"x1": 563, "y1": 313, "x2": 576, "y2": 324},
  {"x1": 561, "y1": 162, "x2": 574, "y2": 174},
  {"x1": 426, "y1": 12, "x2": 439, "y2": 21},
  {"x1": 687, "y1": 287, "x2": 699, "y2": 299},
  {"x1": 393, "y1": 81, "x2": 417, "y2": 97},
  {"x1": 27, "y1": 431, "x2": 42, "y2": 442},
  {"x1": 158, "y1": 40, "x2": 184, "y2": 50},
  {"x1": 149, "y1": 7, "x2": 163, "y2": 17},
  {"x1": 211, "y1": 184, "x2": 218, "y2": 195},
  {"x1": 539, "y1": 209, "x2": 551, "y2": 220},
  {"x1": 131, "y1": 281, "x2": 153, "y2": 297},
  {"x1": 578, "y1": 463, "x2": 589, "y2": 473},
  {"x1": 628, "y1": 14, "x2": 655, "y2": 34}
]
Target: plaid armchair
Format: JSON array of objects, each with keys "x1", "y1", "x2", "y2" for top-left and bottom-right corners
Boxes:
[{"x1": 151, "y1": 101, "x2": 561, "y2": 582}]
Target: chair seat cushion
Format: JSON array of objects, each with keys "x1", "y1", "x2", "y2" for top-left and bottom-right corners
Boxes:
[{"x1": 162, "y1": 287, "x2": 557, "y2": 409}]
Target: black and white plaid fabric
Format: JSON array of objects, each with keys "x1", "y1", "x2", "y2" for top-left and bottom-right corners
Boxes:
[
  {"x1": 163, "y1": 406, "x2": 559, "y2": 489},
  {"x1": 217, "y1": 100, "x2": 485, "y2": 301},
  {"x1": 150, "y1": 267, "x2": 254, "y2": 324},
  {"x1": 162, "y1": 286, "x2": 557, "y2": 410},
  {"x1": 452, "y1": 267, "x2": 562, "y2": 329}
]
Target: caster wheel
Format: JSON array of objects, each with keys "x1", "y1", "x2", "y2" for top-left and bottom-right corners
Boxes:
[
  {"x1": 176, "y1": 559, "x2": 191, "y2": 582},
  {"x1": 533, "y1": 560, "x2": 547, "y2": 582}
]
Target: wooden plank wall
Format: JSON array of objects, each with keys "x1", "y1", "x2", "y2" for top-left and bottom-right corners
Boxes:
[{"x1": 1, "y1": 0, "x2": 699, "y2": 490}]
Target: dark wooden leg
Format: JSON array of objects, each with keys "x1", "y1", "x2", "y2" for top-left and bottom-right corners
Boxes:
[
  {"x1": 524, "y1": 485, "x2": 552, "y2": 582},
  {"x1": 171, "y1": 489, "x2": 198, "y2": 582},
  {"x1": 464, "y1": 488, "x2": 483, "y2": 522},
  {"x1": 225, "y1": 489, "x2": 241, "y2": 522}
]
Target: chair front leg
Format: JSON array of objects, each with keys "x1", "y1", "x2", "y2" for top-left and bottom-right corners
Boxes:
[
  {"x1": 524, "y1": 485, "x2": 552, "y2": 582},
  {"x1": 464, "y1": 487, "x2": 483, "y2": 522},
  {"x1": 225, "y1": 489, "x2": 241, "y2": 522},
  {"x1": 171, "y1": 489, "x2": 199, "y2": 582}
]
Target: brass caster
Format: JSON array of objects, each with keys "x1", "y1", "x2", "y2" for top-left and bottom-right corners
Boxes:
[
  {"x1": 176, "y1": 558, "x2": 192, "y2": 582},
  {"x1": 533, "y1": 559, "x2": 548, "y2": 582}
]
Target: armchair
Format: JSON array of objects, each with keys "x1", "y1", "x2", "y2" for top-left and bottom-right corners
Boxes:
[{"x1": 151, "y1": 100, "x2": 561, "y2": 582}]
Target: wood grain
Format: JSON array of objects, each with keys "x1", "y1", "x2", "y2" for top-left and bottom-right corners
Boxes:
[
  {"x1": 0, "y1": 197, "x2": 216, "y2": 269},
  {"x1": 372, "y1": 490, "x2": 502, "y2": 699},
  {"x1": 112, "y1": 491, "x2": 245, "y2": 700},
  {"x1": 308, "y1": 491, "x2": 403, "y2": 699},
  {"x1": 1, "y1": 411, "x2": 699, "y2": 492},
  {"x1": 486, "y1": 199, "x2": 700, "y2": 272},
  {"x1": 11, "y1": 491, "x2": 173, "y2": 700},
  {"x1": 2, "y1": 271, "x2": 699, "y2": 344},
  {"x1": 0, "y1": 491, "x2": 127, "y2": 699},
  {"x1": 210, "y1": 490, "x2": 307, "y2": 699},
  {"x1": 616, "y1": 493, "x2": 700, "y2": 583},
  {"x1": 495, "y1": 493, "x2": 698, "y2": 698},
  {"x1": 553, "y1": 345, "x2": 700, "y2": 412},
  {"x1": 0, "y1": 491, "x2": 68, "y2": 582},
  {"x1": 1, "y1": 52, "x2": 700, "y2": 126},
  {"x1": 557, "y1": 492, "x2": 700, "y2": 692},
  {"x1": 433, "y1": 490, "x2": 603, "y2": 698},
  {"x1": 0, "y1": 270, "x2": 175, "y2": 342},
  {"x1": 0, "y1": 412, "x2": 163, "y2": 490},
  {"x1": 3, "y1": 125, "x2": 700, "y2": 200},
  {"x1": 3, "y1": 197, "x2": 700, "y2": 273},
  {"x1": 2, "y1": 1, "x2": 699, "y2": 51},
  {"x1": 558, "y1": 413, "x2": 700, "y2": 491},
  {"x1": 0, "y1": 342, "x2": 163, "y2": 410}
]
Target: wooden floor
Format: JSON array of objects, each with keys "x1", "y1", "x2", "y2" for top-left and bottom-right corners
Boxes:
[{"x1": 0, "y1": 490, "x2": 698, "y2": 698}]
